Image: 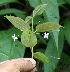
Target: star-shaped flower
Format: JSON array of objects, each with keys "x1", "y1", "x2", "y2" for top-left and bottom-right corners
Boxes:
[
  {"x1": 44, "y1": 32, "x2": 49, "y2": 39},
  {"x1": 12, "y1": 34, "x2": 18, "y2": 41}
]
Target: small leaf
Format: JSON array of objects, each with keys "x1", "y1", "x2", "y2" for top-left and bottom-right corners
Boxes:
[
  {"x1": 0, "y1": 0, "x2": 17, "y2": 6},
  {"x1": 57, "y1": 0, "x2": 66, "y2": 5},
  {"x1": 21, "y1": 29, "x2": 37, "y2": 48},
  {"x1": 33, "y1": 4, "x2": 47, "y2": 17},
  {"x1": 34, "y1": 52, "x2": 49, "y2": 63},
  {"x1": 5, "y1": 16, "x2": 30, "y2": 31},
  {"x1": 36, "y1": 22, "x2": 62, "y2": 32},
  {"x1": 0, "y1": 8, "x2": 25, "y2": 15},
  {"x1": 25, "y1": 16, "x2": 32, "y2": 24},
  {"x1": 64, "y1": 17, "x2": 70, "y2": 45}
]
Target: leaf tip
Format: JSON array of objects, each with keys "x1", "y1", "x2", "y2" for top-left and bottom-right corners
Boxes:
[
  {"x1": 44, "y1": 4, "x2": 47, "y2": 6},
  {"x1": 4, "y1": 15, "x2": 7, "y2": 18}
]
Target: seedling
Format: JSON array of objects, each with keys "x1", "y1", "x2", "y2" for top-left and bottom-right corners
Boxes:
[{"x1": 5, "y1": 4, "x2": 62, "y2": 64}]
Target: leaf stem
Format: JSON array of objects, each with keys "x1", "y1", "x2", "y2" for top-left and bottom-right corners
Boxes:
[{"x1": 31, "y1": 17, "x2": 34, "y2": 58}]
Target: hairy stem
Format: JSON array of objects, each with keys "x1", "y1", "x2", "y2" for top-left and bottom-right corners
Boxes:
[
  {"x1": 31, "y1": 17, "x2": 34, "y2": 58},
  {"x1": 32, "y1": 47, "x2": 33, "y2": 59}
]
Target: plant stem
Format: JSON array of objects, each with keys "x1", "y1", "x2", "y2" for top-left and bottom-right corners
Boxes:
[
  {"x1": 31, "y1": 17, "x2": 34, "y2": 58},
  {"x1": 32, "y1": 17, "x2": 33, "y2": 32},
  {"x1": 32, "y1": 47, "x2": 33, "y2": 58}
]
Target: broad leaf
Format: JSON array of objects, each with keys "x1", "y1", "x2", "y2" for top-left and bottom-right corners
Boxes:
[
  {"x1": 0, "y1": 27, "x2": 25, "y2": 62},
  {"x1": 34, "y1": 52, "x2": 49, "y2": 63},
  {"x1": 64, "y1": 17, "x2": 70, "y2": 45},
  {"x1": 44, "y1": 28, "x2": 64, "y2": 72},
  {"x1": 25, "y1": 16, "x2": 32, "y2": 24},
  {"x1": 7, "y1": 27, "x2": 22, "y2": 38},
  {"x1": 5, "y1": 16, "x2": 30, "y2": 31},
  {"x1": 0, "y1": 51, "x2": 9, "y2": 62},
  {"x1": 0, "y1": 8, "x2": 25, "y2": 15},
  {"x1": 0, "y1": 0, "x2": 17, "y2": 6},
  {"x1": 36, "y1": 22, "x2": 61, "y2": 32},
  {"x1": 33, "y1": 4, "x2": 47, "y2": 17},
  {"x1": 21, "y1": 29, "x2": 37, "y2": 48},
  {"x1": 28, "y1": 0, "x2": 41, "y2": 7}
]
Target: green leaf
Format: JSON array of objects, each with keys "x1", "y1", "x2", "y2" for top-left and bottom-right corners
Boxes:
[
  {"x1": 15, "y1": 13, "x2": 25, "y2": 19},
  {"x1": 0, "y1": 8, "x2": 25, "y2": 15},
  {"x1": 5, "y1": 16, "x2": 30, "y2": 31},
  {"x1": 0, "y1": 8, "x2": 25, "y2": 19},
  {"x1": 7, "y1": 27, "x2": 22, "y2": 38},
  {"x1": 0, "y1": 28, "x2": 25, "y2": 61},
  {"x1": 36, "y1": 22, "x2": 62, "y2": 32},
  {"x1": 28, "y1": 0, "x2": 59, "y2": 22},
  {"x1": 64, "y1": 17, "x2": 70, "y2": 45},
  {"x1": 60, "y1": 52, "x2": 70, "y2": 64},
  {"x1": 0, "y1": 0, "x2": 17, "y2": 6},
  {"x1": 21, "y1": 29, "x2": 37, "y2": 48},
  {"x1": 0, "y1": 52, "x2": 9, "y2": 62},
  {"x1": 64, "y1": 0, "x2": 70, "y2": 4},
  {"x1": 44, "y1": 28, "x2": 64, "y2": 72},
  {"x1": 40, "y1": 1, "x2": 61, "y2": 72},
  {"x1": 57, "y1": 0, "x2": 66, "y2": 5},
  {"x1": 28, "y1": 0, "x2": 41, "y2": 8},
  {"x1": 33, "y1": 4, "x2": 47, "y2": 17},
  {"x1": 57, "y1": 0, "x2": 70, "y2": 5},
  {"x1": 34, "y1": 52, "x2": 49, "y2": 63},
  {"x1": 25, "y1": 16, "x2": 32, "y2": 24}
]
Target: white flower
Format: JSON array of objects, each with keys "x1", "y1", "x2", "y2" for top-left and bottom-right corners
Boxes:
[
  {"x1": 39, "y1": 21, "x2": 40, "y2": 22},
  {"x1": 21, "y1": 30, "x2": 23, "y2": 31},
  {"x1": 57, "y1": 29, "x2": 60, "y2": 32},
  {"x1": 44, "y1": 32, "x2": 49, "y2": 39},
  {"x1": 12, "y1": 34, "x2": 18, "y2": 41},
  {"x1": 57, "y1": 57, "x2": 60, "y2": 59}
]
